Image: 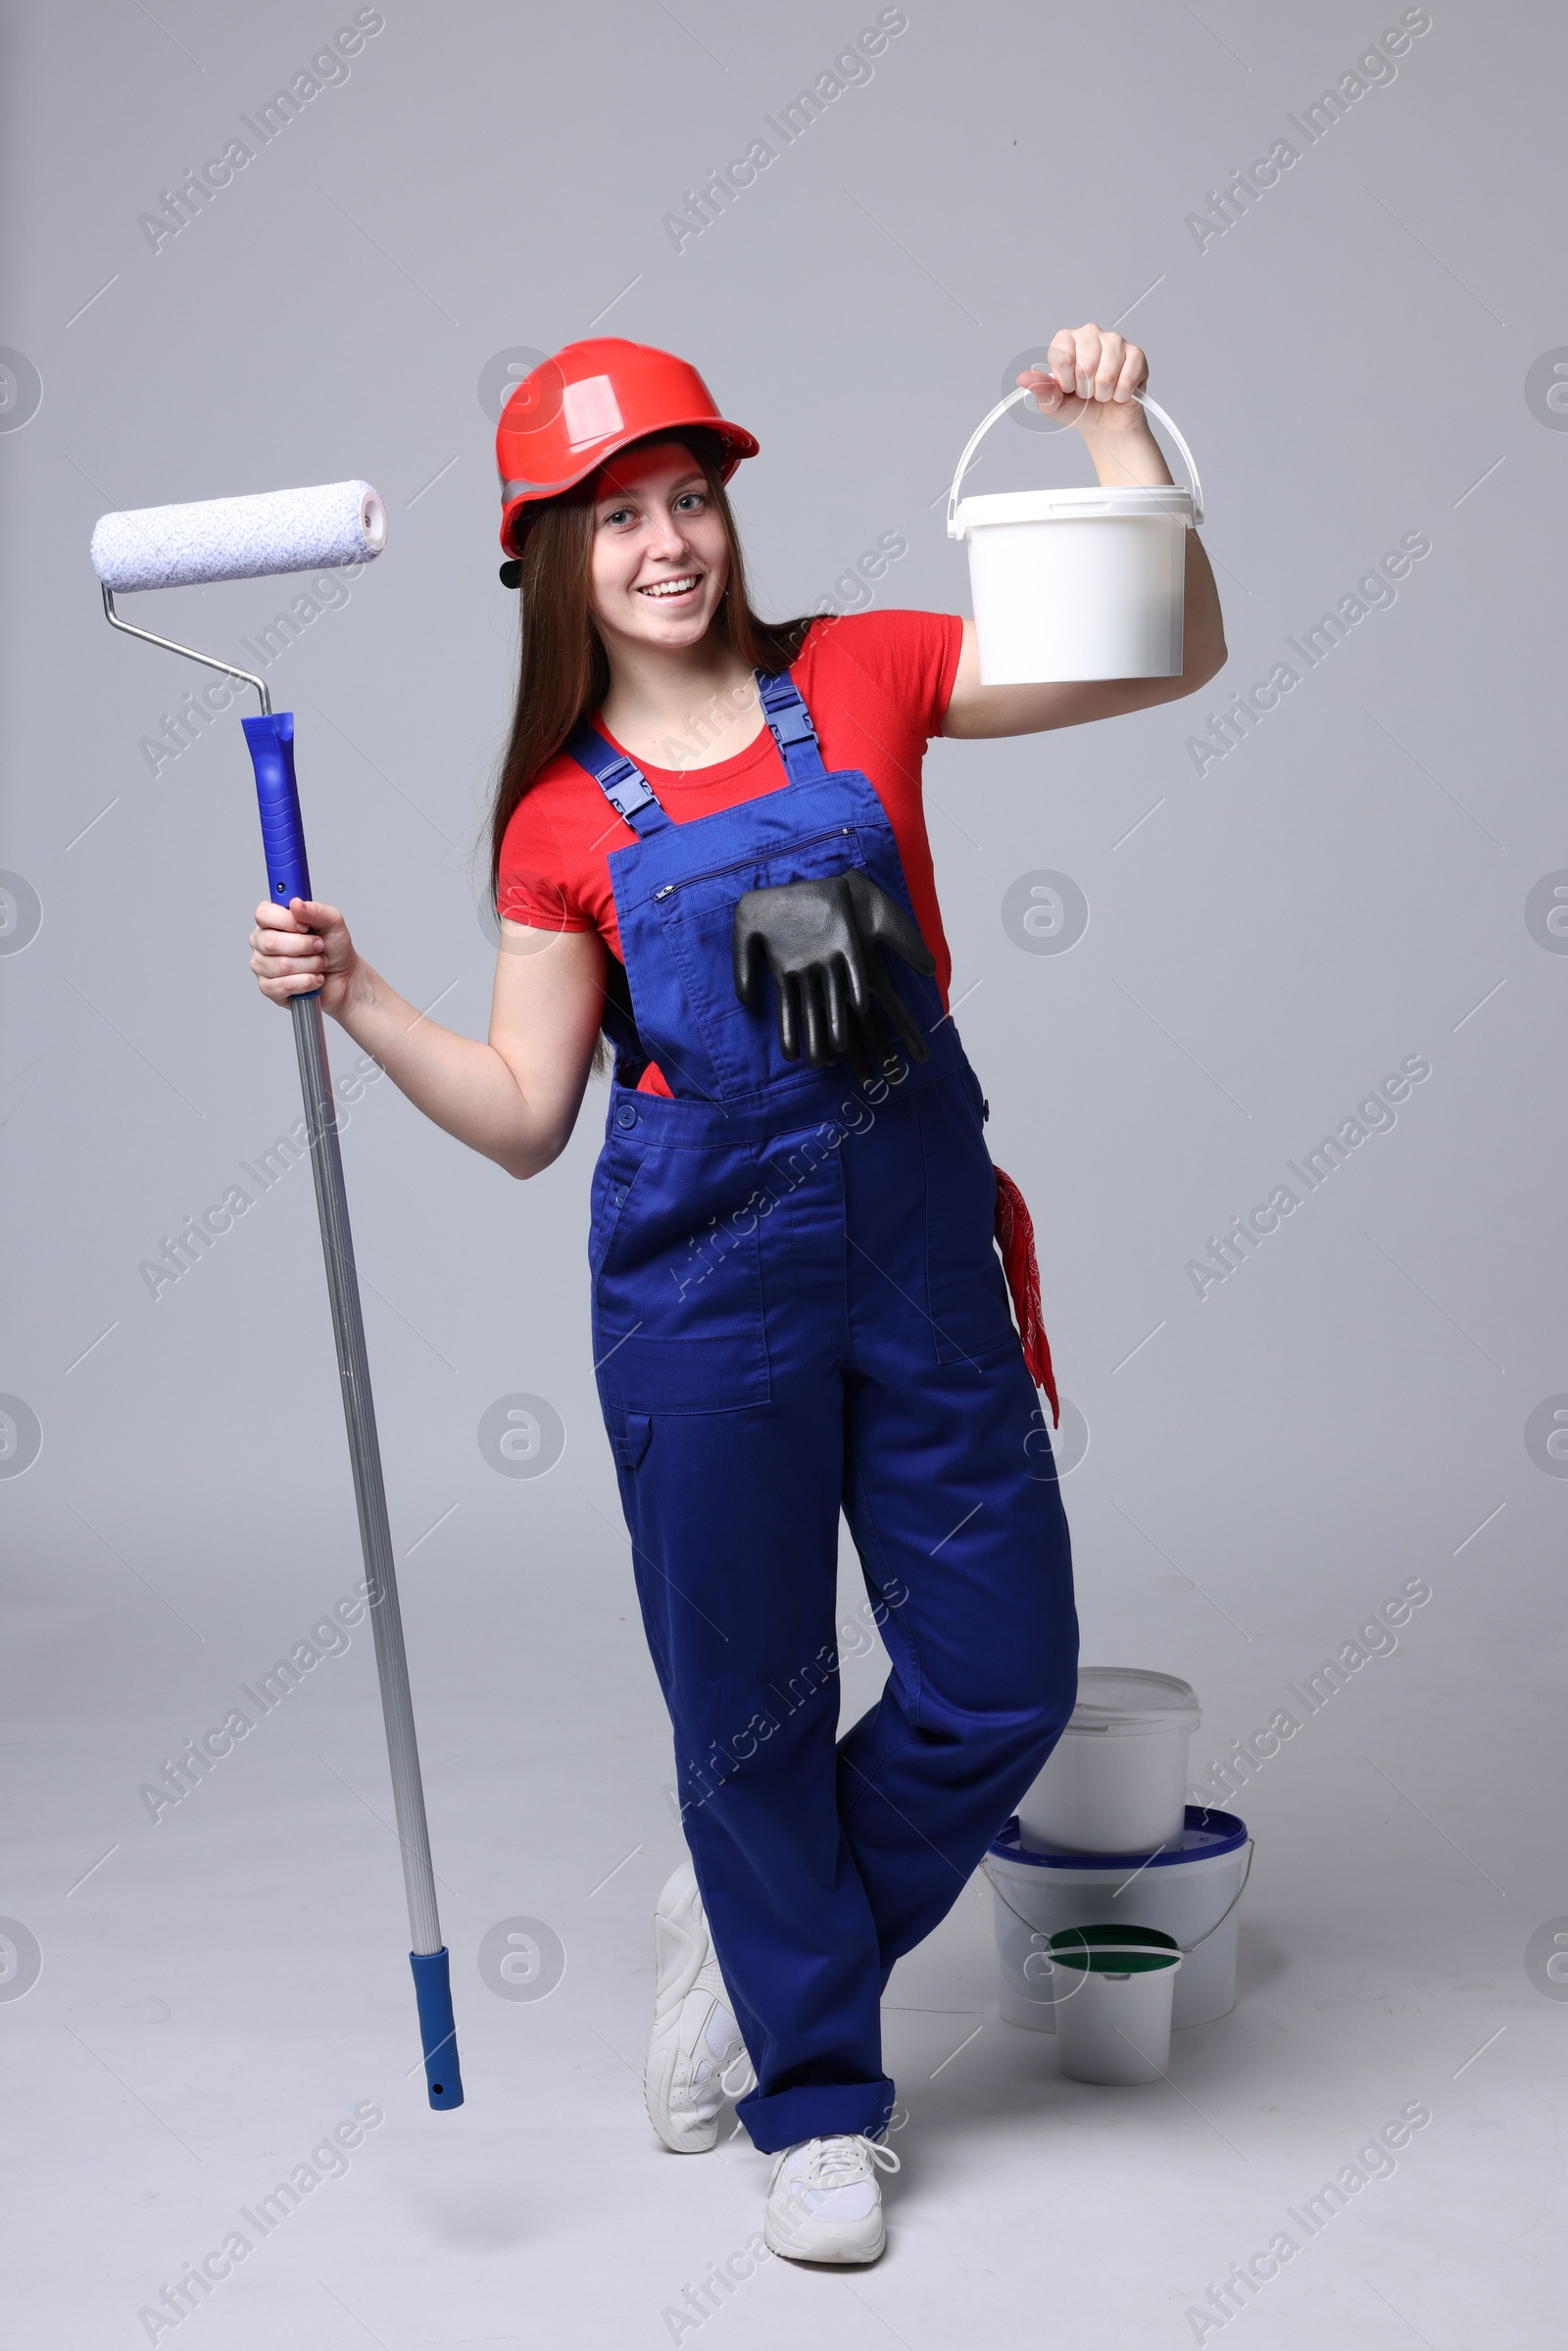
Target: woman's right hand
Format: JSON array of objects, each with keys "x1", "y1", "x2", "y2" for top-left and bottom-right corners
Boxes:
[{"x1": 249, "y1": 896, "x2": 358, "y2": 1015}]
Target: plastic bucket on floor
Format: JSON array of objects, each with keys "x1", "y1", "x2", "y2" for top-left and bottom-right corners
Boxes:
[
  {"x1": 1046, "y1": 1925, "x2": 1181, "y2": 2084},
  {"x1": 1019, "y1": 1667, "x2": 1201, "y2": 1854},
  {"x1": 984, "y1": 1806, "x2": 1251, "y2": 2033},
  {"x1": 946, "y1": 386, "x2": 1203, "y2": 684}
]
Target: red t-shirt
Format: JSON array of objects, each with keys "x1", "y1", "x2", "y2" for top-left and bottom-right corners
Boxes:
[{"x1": 497, "y1": 611, "x2": 963, "y2": 1093}]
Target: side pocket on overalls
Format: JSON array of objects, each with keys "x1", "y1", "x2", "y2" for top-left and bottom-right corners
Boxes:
[
  {"x1": 589, "y1": 1146, "x2": 640, "y2": 1279},
  {"x1": 607, "y1": 1411, "x2": 653, "y2": 1473},
  {"x1": 917, "y1": 1069, "x2": 1020, "y2": 1367}
]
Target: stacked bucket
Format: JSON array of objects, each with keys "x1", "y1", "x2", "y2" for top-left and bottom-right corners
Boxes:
[{"x1": 985, "y1": 1670, "x2": 1252, "y2": 2083}]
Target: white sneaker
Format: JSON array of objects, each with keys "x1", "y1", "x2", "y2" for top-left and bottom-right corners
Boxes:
[
  {"x1": 763, "y1": 2133, "x2": 901, "y2": 2265},
  {"x1": 644, "y1": 1860, "x2": 755, "y2": 2153}
]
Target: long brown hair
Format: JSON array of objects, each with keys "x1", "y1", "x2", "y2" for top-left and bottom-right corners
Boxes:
[{"x1": 487, "y1": 430, "x2": 813, "y2": 908}]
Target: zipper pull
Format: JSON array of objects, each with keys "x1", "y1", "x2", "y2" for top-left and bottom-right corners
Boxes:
[{"x1": 653, "y1": 883, "x2": 674, "y2": 901}]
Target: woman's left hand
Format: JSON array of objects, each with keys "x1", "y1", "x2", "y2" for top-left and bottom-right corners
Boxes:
[{"x1": 1017, "y1": 325, "x2": 1151, "y2": 440}]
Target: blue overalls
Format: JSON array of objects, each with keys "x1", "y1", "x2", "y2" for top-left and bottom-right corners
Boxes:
[{"x1": 567, "y1": 667, "x2": 1078, "y2": 2154}]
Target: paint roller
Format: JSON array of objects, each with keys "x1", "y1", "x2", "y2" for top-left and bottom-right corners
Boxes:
[{"x1": 91, "y1": 480, "x2": 463, "y2": 2111}]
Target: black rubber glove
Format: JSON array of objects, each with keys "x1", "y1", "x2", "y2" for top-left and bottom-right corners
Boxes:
[{"x1": 732, "y1": 870, "x2": 937, "y2": 1082}]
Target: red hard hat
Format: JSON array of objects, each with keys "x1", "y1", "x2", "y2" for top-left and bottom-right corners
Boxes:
[{"x1": 495, "y1": 337, "x2": 760, "y2": 557}]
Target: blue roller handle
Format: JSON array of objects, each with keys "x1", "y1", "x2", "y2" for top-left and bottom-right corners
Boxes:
[
  {"x1": 238, "y1": 708, "x2": 463, "y2": 2113},
  {"x1": 410, "y1": 1948, "x2": 465, "y2": 2108},
  {"x1": 241, "y1": 710, "x2": 315, "y2": 919}
]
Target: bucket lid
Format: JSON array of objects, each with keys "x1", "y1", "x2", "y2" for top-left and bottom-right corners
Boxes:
[
  {"x1": 1048, "y1": 1923, "x2": 1181, "y2": 1976},
  {"x1": 988, "y1": 1804, "x2": 1248, "y2": 1869},
  {"x1": 954, "y1": 483, "x2": 1195, "y2": 535},
  {"x1": 1060, "y1": 1666, "x2": 1200, "y2": 1738}
]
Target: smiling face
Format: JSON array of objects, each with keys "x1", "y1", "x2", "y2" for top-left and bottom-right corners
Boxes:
[{"x1": 585, "y1": 439, "x2": 731, "y2": 655}]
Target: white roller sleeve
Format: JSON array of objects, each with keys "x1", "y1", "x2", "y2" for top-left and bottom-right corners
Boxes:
[{"x1": 90, "y1": 479, "x2": 387, "y2": 592}]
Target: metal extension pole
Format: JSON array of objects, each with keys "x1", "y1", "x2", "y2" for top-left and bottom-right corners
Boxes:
[{"x1": 252, "y1": 732, "x2": 464, "y2": 2110}]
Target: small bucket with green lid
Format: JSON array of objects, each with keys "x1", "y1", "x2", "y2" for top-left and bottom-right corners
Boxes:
[{"x1": 1046, "y1": 1925, "x2": 1183, "y2": 2084}]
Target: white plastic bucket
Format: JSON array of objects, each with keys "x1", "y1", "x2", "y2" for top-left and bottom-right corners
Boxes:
[
  {"x1": 947, "y1": 386, "x2": 1203, "y2": 684},
  {"x1": 1019, "y1": 1667, "x2": 1200, "y2": 1854},
  {"x1": 984, "y1": 1806, "x2": 1251, "y2": 2033},
  {"x1": 1047, "y1": 1926, "x2": 1182, "y2": 2085}
]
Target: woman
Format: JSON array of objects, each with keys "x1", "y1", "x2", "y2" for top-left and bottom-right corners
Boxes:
[{"x1": 251, "y1": 328, "x2": 1226, "y2": 2264}]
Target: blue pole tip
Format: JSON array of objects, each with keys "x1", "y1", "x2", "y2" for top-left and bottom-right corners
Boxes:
[{"x1": 409, "y1": 1947, "x2": 465, "y2": 2110}]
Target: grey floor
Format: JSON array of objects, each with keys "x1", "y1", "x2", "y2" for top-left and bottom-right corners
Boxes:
[{"x1": 7, "y1": 1446, "x2": 1560, "y2": 2349}]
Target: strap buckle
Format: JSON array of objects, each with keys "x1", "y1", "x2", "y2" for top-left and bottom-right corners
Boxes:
[
  {"x1": 598, "y1": 756, "x2": 658, "y2": 819},
  {"x1": 765, "y1": 698, "x2": 817, "y2": 748},
  {"x1": 758, "y1": 671, "x2": 820, "y2": 754}
]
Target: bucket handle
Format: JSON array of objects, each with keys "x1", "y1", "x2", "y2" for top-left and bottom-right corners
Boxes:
[
  {"x1": 946, "y1": 384, "x2": 1204, "y2": 539},
  {"x1": 1177, "y1": 1837, "x2": 1253, "y2": 1954},
  {"x1": 980, "y1": 1835, "x2": 1252, "y2": 1957}
]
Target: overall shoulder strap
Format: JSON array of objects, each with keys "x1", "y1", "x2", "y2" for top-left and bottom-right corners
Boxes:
[
  {"x1": 757, "y1": 666, "x2": 827, "y2": 785},
  {"x1": 564, "y1": 722, "x2": 670, "y2": 837}
]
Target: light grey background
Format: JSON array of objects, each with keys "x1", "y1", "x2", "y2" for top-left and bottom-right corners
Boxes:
[{"x1": 3, "y1": 2, "x2": 1565, "y2": 2344}]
